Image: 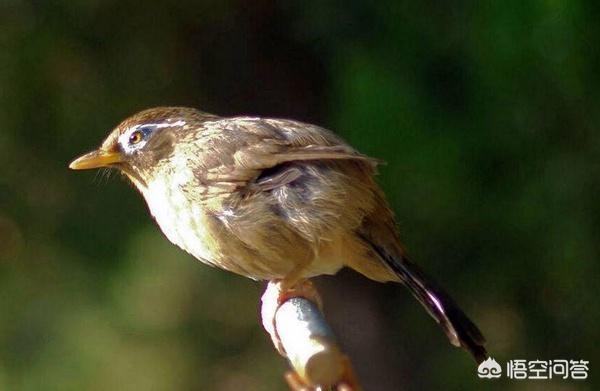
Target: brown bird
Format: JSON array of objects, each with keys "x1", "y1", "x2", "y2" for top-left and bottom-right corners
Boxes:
[{"x1": 69, "y1": 107, "x2": 487, "y2": 363}]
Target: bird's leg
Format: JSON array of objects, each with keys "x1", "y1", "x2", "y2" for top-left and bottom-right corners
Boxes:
[
  {"x1": 277, "y1": 260, "x2": 323, "y2": 308},
  {"x1": 277, "y1": 277, "x2": 323, "y2": 308}
]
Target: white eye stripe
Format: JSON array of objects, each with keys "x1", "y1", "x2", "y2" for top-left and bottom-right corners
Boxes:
[
  {"x1": 130, "y1": 120, "x2": 186, "y2": 131},
  {"x1": 118, "y1": 120, "x2": 187, "y2": 153}
]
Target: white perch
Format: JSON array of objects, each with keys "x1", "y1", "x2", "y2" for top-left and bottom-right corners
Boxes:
[{"x1": 261, "y1": 282, "x2": 348, "y2": 388}]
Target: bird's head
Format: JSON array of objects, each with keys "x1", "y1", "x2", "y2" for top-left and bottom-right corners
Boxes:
[{"x1": 69, "y1": 106, "x2": 217, "y2": 186}]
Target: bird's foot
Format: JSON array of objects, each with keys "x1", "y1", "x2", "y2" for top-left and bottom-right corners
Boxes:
[
  {"x1": 277, "y1": 278, "x2": 323, "y2": 309},
  {"x1": 261, "y1": 279, "x2": 323, "y2": 356}
]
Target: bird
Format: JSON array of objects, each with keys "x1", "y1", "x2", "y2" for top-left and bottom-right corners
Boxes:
[{"x1": 69, "y1": 106, "x2": 487, "y2": 363}]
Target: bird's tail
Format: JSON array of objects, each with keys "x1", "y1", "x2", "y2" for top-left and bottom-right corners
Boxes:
[{"x1": 367, "y1": 240, "x2": 488, "y2": 363}]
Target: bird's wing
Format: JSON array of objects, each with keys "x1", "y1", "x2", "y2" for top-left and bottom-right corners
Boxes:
[{"x1": 197, "y1": 117, "x2": 379, "y2": 188}]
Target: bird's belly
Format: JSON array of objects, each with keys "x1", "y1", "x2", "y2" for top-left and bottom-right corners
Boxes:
[
  {"x1": 301, "y1": 237, "x2": 347, "y2": 278},
  {"x1": 142, "y1": 179, "x2": 218, "y2": 266},
  {"x1": 302, "y1": 256, "x2": 345, "y2": 278},
  {"x1": 141, "y1": 178, "x2": 348, "y2": 281}
]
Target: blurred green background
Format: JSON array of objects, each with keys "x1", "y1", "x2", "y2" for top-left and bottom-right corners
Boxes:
[{"x1": 0, "y1": 1, "x2": 598, "y2": 390}]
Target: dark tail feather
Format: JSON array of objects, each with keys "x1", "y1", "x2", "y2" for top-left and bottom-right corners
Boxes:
[{"x1": 370, "y1": 243, "x2": 488, "y2": 363}]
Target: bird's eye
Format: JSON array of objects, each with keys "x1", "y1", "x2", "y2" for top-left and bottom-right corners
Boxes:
[{"x1": 129, "y1": 130, "x2": 143, "y2": 145}]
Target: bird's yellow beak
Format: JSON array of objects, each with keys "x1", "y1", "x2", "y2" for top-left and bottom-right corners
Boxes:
[{"x1": 69, "y1": 149, "x2": 123, "y2": 170}]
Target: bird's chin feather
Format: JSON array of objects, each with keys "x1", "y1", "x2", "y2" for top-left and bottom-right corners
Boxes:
[{"x1": 114, "y1": 163, "x2": 148, "y2": 191}]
